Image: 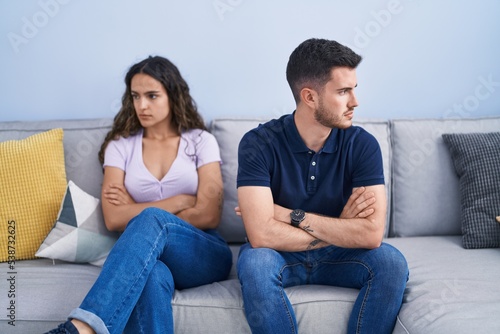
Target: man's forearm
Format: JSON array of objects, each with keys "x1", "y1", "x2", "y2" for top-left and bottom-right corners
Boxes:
[
  {"x1": 246, "y1": 217, "x2": 329, "y2": 252},
  {"x1": 298, "y1": 213, "x2": 384, "y2": 249}
]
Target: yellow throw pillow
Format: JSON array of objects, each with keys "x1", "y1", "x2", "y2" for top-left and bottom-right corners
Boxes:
[{"x1": 0, "y1": 128, "x2": 67, "y2": 262}]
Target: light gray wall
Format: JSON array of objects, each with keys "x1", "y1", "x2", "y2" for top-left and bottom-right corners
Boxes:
[{"x1": 1, "y1": 0, "x2": 499, "y2": 122}]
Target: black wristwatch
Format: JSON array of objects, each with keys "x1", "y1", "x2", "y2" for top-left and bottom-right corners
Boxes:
[{"x1": 290, "y1": 209, "x2": 306, "y2": 228}]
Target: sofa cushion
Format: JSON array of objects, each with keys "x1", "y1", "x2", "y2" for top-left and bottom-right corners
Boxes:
[
  {"x1": 8, "y1": 237, "x2": 499, "y2": 334},
  {"x1": 0, "y1": 245, "x2": 360, "y2": 334},
  {"x1": 354, "y1": 119, "x2": 392, "y2": 235},
  {"x1": 442, "y1": 132, "x2": 500, "y2": 248},
  {"x1": 172, "y1": 279, "x2": 358, "y2": 334},
  {"x1": 0, "y1": 129, "x2": 67, "y2": 261},
  {"x1": 210, "y1": 119, "x2": 267, "y2": 243},
  {"x1": 210, "y1": 118, "x2": 392, "y2": 243},
  {"x1": 387, "y1": 236, "x2": 500, "y2": 334},
  {"x1": 0, "y1": 258, "x2": 101, "y2": 333},
  {"x1": 390, "y1": 117, "x2": 500, "y2": 237},
  {"x1": 36, "y1": 180, "x2": 119, "y2": 265}
]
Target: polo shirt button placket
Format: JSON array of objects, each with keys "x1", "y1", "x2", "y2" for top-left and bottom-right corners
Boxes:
[
  {"x1": 307, "y1": 154, "x2": 318, "y2": 193},
  {"x1": 311, "y1": 158, "x2": 317, "y2": 180}
]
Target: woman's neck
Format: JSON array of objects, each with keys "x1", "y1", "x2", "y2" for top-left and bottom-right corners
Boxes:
[{"x1": 143, "y1": 122, "x2": 179, "y2": 140}]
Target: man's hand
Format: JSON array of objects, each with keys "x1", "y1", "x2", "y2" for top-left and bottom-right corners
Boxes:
[
  {"x1": 340, "y1": 187, "x2": 376, "y2": 219},
  {"x1": 299, "y1": 185, "x2": 386, "y2": 249}
]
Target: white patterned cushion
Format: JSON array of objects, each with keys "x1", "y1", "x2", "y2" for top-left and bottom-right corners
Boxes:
[
  {"x1": 36, "y1": 180, "x2": 119, "y2": 266},
  {"x1": 442, "y1": 132, "x2": 500, "y2": 248}
]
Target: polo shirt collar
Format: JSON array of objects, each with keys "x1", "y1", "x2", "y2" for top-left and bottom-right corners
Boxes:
[{"x1": 285, "y1": 112, "x2": 338, "y2": 154}]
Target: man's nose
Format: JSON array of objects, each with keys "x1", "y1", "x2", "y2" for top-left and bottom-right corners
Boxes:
[{"x1": 349, "y1": 91, "x2": 359, "y2": 108}]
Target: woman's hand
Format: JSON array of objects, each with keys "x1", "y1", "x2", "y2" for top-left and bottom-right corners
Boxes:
[
  {"x1": 174, "y1": 194, "x2": 197, "y2": 213},
  {"x1": 103, "y1": 183, "x2": 135, "y2": 206}
]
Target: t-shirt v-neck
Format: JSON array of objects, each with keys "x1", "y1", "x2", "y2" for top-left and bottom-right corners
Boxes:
[{"x1": 139, "y1": 134, "x2": 180, "y2": 183}]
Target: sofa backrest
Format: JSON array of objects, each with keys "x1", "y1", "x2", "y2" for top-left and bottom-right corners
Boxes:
[
  {"x1": 210, "y1": 119, "x2": 265, "y2": 243},
  {"x1": 4, "y1": 116, "x2": 498, "y2": 243},
  {"x1": 0, "y1": 117, "x2": 392, "y2": 245},
  {"x1": 0, "y1": 118, "x2": 112, "y2": 199},
  {"x1": 389, "y1": 117, "x2": 500, "y2": 237},
  {"x1": 211, "y1": 118, "x2": 392, "y2": 243}
]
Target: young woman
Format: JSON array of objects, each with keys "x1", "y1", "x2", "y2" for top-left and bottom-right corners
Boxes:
[{"x1": 47, "y1": 56, "x2": 233, "y2": 334}]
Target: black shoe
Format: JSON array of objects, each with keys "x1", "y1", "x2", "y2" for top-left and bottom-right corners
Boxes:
[{"x1": 44, "y1": 320, "x2": 79, "y2": 334}]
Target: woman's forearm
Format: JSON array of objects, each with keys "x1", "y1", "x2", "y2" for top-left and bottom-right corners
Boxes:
[{"x1": 103, "y1": 194, "x2": 196, "y2": 232}]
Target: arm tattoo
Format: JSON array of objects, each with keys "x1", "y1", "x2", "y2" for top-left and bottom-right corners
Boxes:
[
  {"x1": 307, "y1": 239, "x2": 322, "y2": 250},
  {"x1": 301, "y1": 225, "x2": 314, "y2": 233}
]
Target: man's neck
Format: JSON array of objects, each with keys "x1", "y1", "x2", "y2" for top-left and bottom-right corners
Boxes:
[{"x1": 294, "y1": 106, "x2": 331, "y2": 152}]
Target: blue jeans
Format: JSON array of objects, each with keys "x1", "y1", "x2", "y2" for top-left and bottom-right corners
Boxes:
[
  {"x1": 237, "y1": 242, "x2": 408, "y2": 334},
  {"x1": 69, "y1": 207, "x2": 233, "y2": 334}
]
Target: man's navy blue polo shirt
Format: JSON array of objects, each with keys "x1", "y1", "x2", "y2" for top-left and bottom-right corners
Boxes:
[{"x1": 237, "y1": 113, "x2": 384, "y2": 217}]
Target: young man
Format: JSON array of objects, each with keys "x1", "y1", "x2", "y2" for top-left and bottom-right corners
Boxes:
[{"x1": 236, "y1": 38, "x2": 409, "y2": 334}]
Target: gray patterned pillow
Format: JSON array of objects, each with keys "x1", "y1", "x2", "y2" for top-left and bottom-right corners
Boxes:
[
  {"x1": 36, "y1": 180, "x2": 119, "y2": 265},
  {"x1": 442, "y1": 132, "x2": 500, "y2": 249}
]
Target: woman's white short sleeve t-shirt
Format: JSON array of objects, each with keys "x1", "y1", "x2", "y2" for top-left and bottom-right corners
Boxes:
[{"x1": 103, "y1": 128, "x2": 221, "y2": 203}]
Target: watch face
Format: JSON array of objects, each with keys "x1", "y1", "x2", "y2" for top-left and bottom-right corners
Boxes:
[{"x1": 291, "y1": 209, "x2": 305, "y2": 221}]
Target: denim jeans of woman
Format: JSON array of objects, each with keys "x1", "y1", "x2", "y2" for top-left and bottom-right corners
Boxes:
[
  {"x1": 68, "y1": 207, "x2": 233, "y2": 334},
  {"x1": 237, "y1": 242, "x2": 408, "y2": 334}
]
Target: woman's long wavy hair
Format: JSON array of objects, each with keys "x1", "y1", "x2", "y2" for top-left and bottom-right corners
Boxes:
[{"x1": 98, "y1": 56, "x2": 207, "y2": 165}]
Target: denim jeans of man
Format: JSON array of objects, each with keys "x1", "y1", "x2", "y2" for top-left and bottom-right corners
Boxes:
[
  {"x1": 237, "y1": 242, "x2": 408, "y2": 334},
  {"x1": 68, "y1": 207, "x2": 233, "y2": 334}
]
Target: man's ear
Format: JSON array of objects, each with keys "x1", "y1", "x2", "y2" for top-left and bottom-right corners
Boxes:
[{"x1": 299, "y1": 87, "x2": 318, "y2": 109}]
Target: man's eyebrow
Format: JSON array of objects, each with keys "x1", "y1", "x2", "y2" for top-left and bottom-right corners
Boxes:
[{"x1": 336, "y1": 84, "x2": 358, "y2": 91}]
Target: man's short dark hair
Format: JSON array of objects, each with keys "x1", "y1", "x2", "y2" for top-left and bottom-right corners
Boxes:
[{"x1": 286, "y1": 38, "x2": 362, "y2": 103}]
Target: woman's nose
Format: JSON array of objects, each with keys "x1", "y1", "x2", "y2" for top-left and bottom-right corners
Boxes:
[{"x1": 138, "y1": 97, "x2": 148, "y2": 110}]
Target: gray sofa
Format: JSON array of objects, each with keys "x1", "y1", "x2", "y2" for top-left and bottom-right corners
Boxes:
[{"x1": 1, "y1": 116, "x2": 499, "y2": 334}]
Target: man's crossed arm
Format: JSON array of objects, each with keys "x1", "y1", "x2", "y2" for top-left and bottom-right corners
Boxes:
[{"x1": 236, "y1": 185, "x2": 386, "y2": 251}]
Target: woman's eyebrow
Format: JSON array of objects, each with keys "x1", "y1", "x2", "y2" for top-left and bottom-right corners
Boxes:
[{"x1": 131, "y1": 90, "x2": 161, "y2": 94}]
